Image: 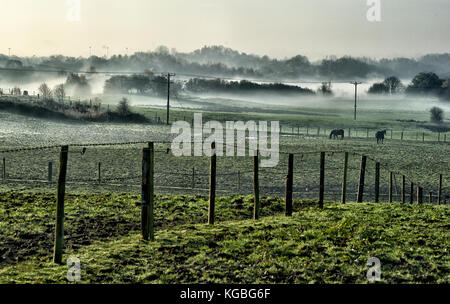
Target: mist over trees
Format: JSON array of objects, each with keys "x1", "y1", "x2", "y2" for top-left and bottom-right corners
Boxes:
[
  {"x1": 1, "y1": 46, "x2": 450, "y2": 83},
  {"x1": 368, "y1": 76, "x2": 404, "y2": 95},
  {"x1": 184, "y1": 78, "x2": 314, "y2": 95}
]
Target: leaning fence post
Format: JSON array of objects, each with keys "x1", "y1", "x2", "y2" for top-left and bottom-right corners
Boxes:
[
  {"x1": 48, "y1": 162, "x2": 53, "y2": 182},
  {"x1": 209, "y1": 142, "x2": 217, "y2": 225},
  {"x1": 53, "y1": 145, "x2": 68, "y2": 264},
  {"x1": 141, "y1": 143, "x2": 155, "y2": 241},
  {"x1": 285, "y1": 154, "x2": 294, "y2": 216},
  {"x1": 341, "y1": 152, "x2": 349, "y2": 204},
  {"x1": 319, "y1": 152, "x2": 325, "y2": 208},
  {"x1": 357, "y1": 155, "x2": 366, "y2": 203},
  {"x1": 375, "y1": 162, "x2": 380, "y2": 203},
  {"x1": 389, "y1": 172, "x2": 393, "y2": 203},
  {"x1": 253, "y1": 150, "x2": 260, "y2": 220},
  {"x1": 401, "y1": 175, "x2": 406, "y2": 203},
  {"x1": 417, "y1": 186, "x2": 423, "y2": 204},
  {"x1": 438, "y1": 174, "x2": 442, "y2": 205}
]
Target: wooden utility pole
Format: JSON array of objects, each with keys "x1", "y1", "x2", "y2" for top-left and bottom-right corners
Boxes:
[
  {"x1": 165, "y1": 73, "x2": 176, "y2": 125},
  {"x1": 350, "y1": 82, "x2": 362, "y2": 120}
]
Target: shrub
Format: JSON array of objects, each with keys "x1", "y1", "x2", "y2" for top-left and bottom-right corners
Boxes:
[
  {"x1": 430, "y1": 107, "x2": 444, "y2": 123},
  {"x1": 116, "y1": 98, "x2": 131, "y2": 116}
]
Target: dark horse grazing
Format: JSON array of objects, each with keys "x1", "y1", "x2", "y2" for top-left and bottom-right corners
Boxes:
[
  {"x1": 330, "y1": 129, "x2": 345, "y2": 140},
  {"x1": 376, "y1": 130, "x2": 387, "y2": 143}
]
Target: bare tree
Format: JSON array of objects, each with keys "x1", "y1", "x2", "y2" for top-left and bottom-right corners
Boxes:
[
  {"x1": 116, "y1": 97, "x2": 130, "y2": 115},
  {"x1": 53, "y1": 84, "x2": 66, "y2": 102},
  {"x1": 38, "y1": 83, "x2": 52, "y2": 100}
]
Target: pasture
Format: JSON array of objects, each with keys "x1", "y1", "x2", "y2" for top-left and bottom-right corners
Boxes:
[{"x1": 0, "y1": 93, "x2": 449, "y2": 283}]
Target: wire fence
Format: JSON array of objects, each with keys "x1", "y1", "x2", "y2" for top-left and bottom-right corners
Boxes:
[{"x1": 0, "y1": 141, "x2": 448, "y2": 204}]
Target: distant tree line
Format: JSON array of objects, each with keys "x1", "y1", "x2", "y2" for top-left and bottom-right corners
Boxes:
[
  {"x1": 1, "y1": 45, "x2": 450, "y2": 82},
  {"x1": 368, "y1": 72, "x2": 450, "y2": 101},
  {"x1": 184, "y1": 78, "x2": 315, "y2": 95}
]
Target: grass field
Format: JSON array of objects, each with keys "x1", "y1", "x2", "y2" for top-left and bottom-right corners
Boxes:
[
  {"x1": 0, "y1": 92, "x2": 449, "y2": 284},
  {"x1": 0, "y1": 193, "x2": 448, "y2": 284}
]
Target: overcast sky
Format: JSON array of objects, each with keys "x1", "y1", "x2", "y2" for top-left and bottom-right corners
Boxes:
[{"x1": 1, "y1": 0, "x2": 449, "y2": 60}]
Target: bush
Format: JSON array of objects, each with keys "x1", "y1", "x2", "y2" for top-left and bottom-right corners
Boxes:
[
  {"x1": 116, "y1": 98, "x2": 131, "y2": 116},
  {"x1": 430, "y1": 107, "x2": 444, "y2": 123}
]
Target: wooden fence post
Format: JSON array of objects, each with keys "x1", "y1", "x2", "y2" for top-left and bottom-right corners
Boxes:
[
  {"x1": 417, "y1": 186, "x2": 423, "y2": 204},
  {"x1": 141, "y1": 148, "x2": 150, "y2": 241},
  {"x1": 401, "y1": 131, "x2": 404, "y2": 141},
  {"x1": 237, "y1": 171, "x2": 240, "y2": 192},
  {"x1": 429, "y1": 192, "x2": 433, "y2": 204},
  {"x1": 253, "y1": 150, "x2": 260, "y2": 220},
  {"x1": 98, "y1": 162, "x2": 101, "y2": 184},
  {"x1": 53, "y1": 145, "x2": 68, "y2": 264},
  {"x1": 319, "y1": 152, "x2": 325, "y2": 208},
  {"x1": 285, "y1": 154, "x2": 294, "y2": 216},
  {"x1": 141, "y1": 145, "x2": 154, "y2": 240},
  {"x1": 348, "y1": 128, "x2": 351, "y2": 138},
  {"x1": 410, "y1": 182, "x2": 414, "y2": 204},
  {"x1": 2, "y1": 157, "x2": 5, "y2": 182},
  {"x1": 192, "y1": 167, "x2": 195, "y2": 189},
  {"x1": 438, "y1": 174, "x2": 442, "y2": 205},
  {"x1": 48, "y1": 162, "x2": 53, "y2": 182},
  {"x1": 317, "y1": 127, "x2": 320, "y2": 137},
  {"x1": 390, "y1": 130, "x2": 393, "y2": 139},
  {"x1": 357, "y1": 155, "x2": 367, "y2": 203},
  {"x1": 209, "y1": 142, "x2": 217, "y2": 225},
  {"x1": 422, "y1": 133, "x2": 425, "y2": 142},
  {"x1": 401, "y1": 175, "x2": 406, "y2": 203},
  {"x1": 341, "y1": 152, "x2": 349, "y2": 204},
  {"x1": 366, "y1": 129, "x2": 369, "y2": 139},
  {"x1": 389, "y1": 172, "x2": 393, "y2": 203},
  {"x1": 375, "y1": 162, "x2": 380, "y2": 203}
]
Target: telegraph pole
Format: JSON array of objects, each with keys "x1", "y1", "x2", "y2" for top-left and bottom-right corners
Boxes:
[
  {"x1": 350, "y1": 81, "x2": 362, "y2": 120},
  {"x1": 166, "y1": 73, "x2": 176, "y2": 125}
]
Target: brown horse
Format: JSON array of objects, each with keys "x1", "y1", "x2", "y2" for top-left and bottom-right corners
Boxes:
[{"x1": 330, "y1": 129, "x2": 345, "y2": 140}]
